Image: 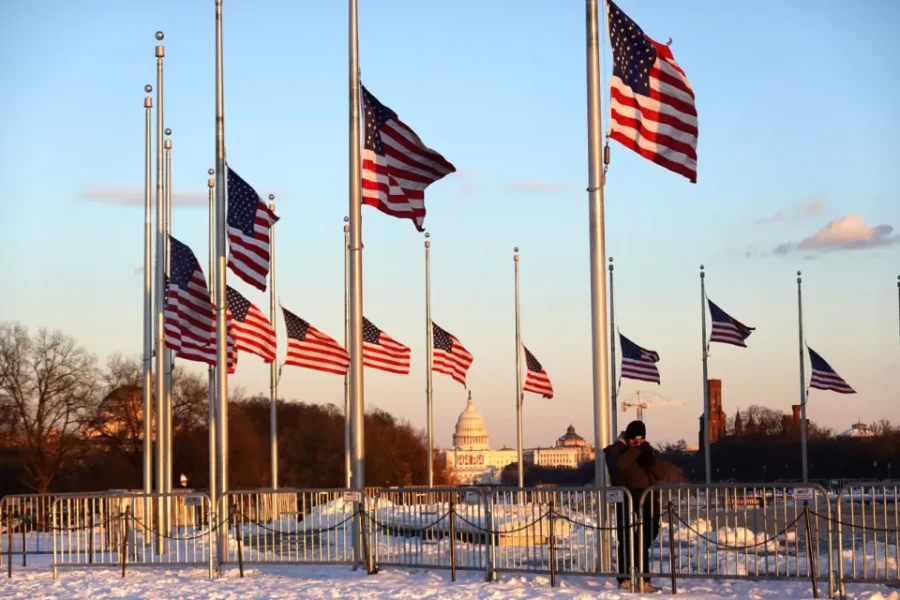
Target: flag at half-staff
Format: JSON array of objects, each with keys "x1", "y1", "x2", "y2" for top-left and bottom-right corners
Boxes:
[
  {"x1": 607, "y1": 0, "x2": 698, "y2": 183},
  {"x1": 360, "y1": 86, "x2": 456, "y2": 232},
  {"x1": 431, "y1": 322, "x2": 474, "y2": 387},
  {"x1": 808, "y1": 347, "x2": 855, "y2": 394},
  {"x1": 164, "y1": 236, "x2": 236, "y2": 372},
  {"x1": 708, "y1": 299, "x2": 755, "y2": 348},
  {"x1": 227, "y1": 167, "x2": 279, "y2": 291},
  {"x1": 522, "y1": 345, "x2": 553, "y2": 399},
  {"x1": 226, "y1": 286, "x2": 276, "y2": 363},
  {"x1": 619, "y1": 333, "x2": 660, "y2": 384},
  {"x1": 363, "y1": 317, "x2": 411, "y2": 374},
  {"x1": 282, "y1": 307, "x2": 350, "y2": 376}
]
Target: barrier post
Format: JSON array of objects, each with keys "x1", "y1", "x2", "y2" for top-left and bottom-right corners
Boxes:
[
  {"x1": 548, "y1": 500, "x2": 556, "y2": 588},
  {"x1": 667, "y1": 501, "x2": 677, "y2": 595},
  {"x1": 803, "y1": 502, "x2": 819, "y2": 599},
  {"x1": 6, "y1": 510, "x2": 12, "y2": 578},
  {"x1": 89, "y1": 509, "x2": 94, "y2": 565},
  {"x1": 235, "y1": 505, "x2": 244, "y2": 578},
  {"x1": 121, "y1": 505, "x2": 130, "y2": 578},
  {"x1": 20, "y1": 513, "x2": 26, "y2": 567},
  {"x1": 449, "y1": 500, "x2": 457, "y2": 582},
  {"x1": 359, "y1": 504, "x2": 373, "y2": 575}
]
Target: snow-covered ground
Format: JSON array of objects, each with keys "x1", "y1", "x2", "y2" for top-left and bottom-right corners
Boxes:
[{"x1": 2, "y1": 563, "x2": 900, "y2": 599}]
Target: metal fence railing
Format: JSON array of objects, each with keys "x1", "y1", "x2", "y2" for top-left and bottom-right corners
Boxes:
[
  {"x1": 3, "y1": 481, "x2": 900, "y2": 591},
  {"x1": 835, "y1": 482, "x2": 900, "y2": 587},
  {"x1": 50, "y1": 491, "x2": 215, "y2": 579},
  {"x1": 637, "y1": 483, "x2": 834, "y2": 597},
  {"x1": 223, "y1": 489, "x2": 361, "y2": 567}
]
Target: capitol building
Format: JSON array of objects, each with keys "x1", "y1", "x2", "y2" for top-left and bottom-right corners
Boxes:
[{"x1": 440, "y1": 392, "x2": 595, "y2": 484}]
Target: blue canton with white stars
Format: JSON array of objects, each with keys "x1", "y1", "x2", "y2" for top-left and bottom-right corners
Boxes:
[
  {"x1": 524, "y1": 347, "x2": 543, "y2": 373},
  {"x1": 169, "y1": 236, "x2": 202, "y2": 288},
  {"x1": 363, "y1": 317, "x2": 383, "y2": 344},
  {"x1": 227, "y1": 167, "x2": 262, "y2": 236},
  {"x1": 225, "y1": 287, "x2": 251, "y2": 322},
  {"x1": 283, "y1": 308, "x2": 311, "y2": 342},
  {"x1": 432, "y1": 323, "x2": 454, "y2": 353},
  {"x1": 608, "y1": 0, "x2": 656, "y2": 96},
  {"x1": 362, "y1": 86, "x2": 396, "y2": 157}
]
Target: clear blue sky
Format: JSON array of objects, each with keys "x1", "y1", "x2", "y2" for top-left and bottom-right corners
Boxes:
[{"x1": 1, "y1": 0, "x2": 898, "y2": 450}]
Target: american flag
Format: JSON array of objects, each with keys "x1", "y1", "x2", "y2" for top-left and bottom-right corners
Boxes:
[
  {"x1": 431, "y1": 322, "x2": 474, "y2": 387},
  {"x1": 619, "y1": 333, "x2": 660, "y2": 384},
  {"x1": 808, "y1": 346, "x2": 855, "y2": 394},
  {"x1": 226, "y1": 286, "x2": 276, "y2": 363},
  {"x1": 363, "y1": 317, "x2": 411, "y2": 375},
  {"x1": 227, "y1": 167, "x2": 279, "y2": 292},
  {"x1": 708, "y1": 299, "x2": 755, "y2": 348},
  {"x1": 607, "y1": 0, "x2": 698, "y2": 183},
  {"x1": 164, "y1": 236, "x2": 236, "y2": 372},
  {"x1": 282, "y1": 307, "x2": 350, "y2": 376},
  {"x1": 360, "y1": 86, "x2": 456, "y2": 232},
  {"x1": 522, "y1": 345, "x2": 553, "y2": 399}
]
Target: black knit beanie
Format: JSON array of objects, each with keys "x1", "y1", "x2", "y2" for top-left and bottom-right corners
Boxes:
[{"x1": 624, "y1": 420, "x2": 646, "y2": 440}]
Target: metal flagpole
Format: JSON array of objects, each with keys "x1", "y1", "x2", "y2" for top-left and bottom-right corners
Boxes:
[
  {"x1": 514, "y1": 248, "x2": 524, "y2": 489},
  {"x1": 206, "y1": 169, "x2": 217, "y2": 512},
  {"x1": 700, "y1": 265, "x2": 711, "y2": 484},
  {"x1": 163, "y1": 131, "x2": 174, "y2": 536},
  {"x1": 343, "y1": 217, "x2": 351, "y2": 489},
  {"x1": 608, "y1": 257, "x2": 617, "y2": 440},
  {"x1": 153, "y1": 31, "x2": 166, "y2": 552},
  {"x1": 213, "y1": 0, "x2": 230, "y2": 562},
  {"x1": 348, "y1": 0, "x2": 367, "y2": 567},
  {"x1": 142, "y1": 85, "x2": 153, "y2": 539},
  {"x1": 797, "y1": 271, "x2": 809, "y2": 483},
  {"x1": 425, "y1": 232, "x2": 434, "y2": 488},
  {"x1": 268, "y1": 194, "x2": 278, "y2": 490},
  {"x1": 586, "y1": 0, "x2": 612, "y2": 488}
]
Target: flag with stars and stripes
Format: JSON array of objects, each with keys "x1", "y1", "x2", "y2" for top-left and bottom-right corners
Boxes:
[
  {"x1": 708, "y1": 299, "x2": 754, "y2": 348},
  {"x1": 607, "y1": 0, "x2": 698, "y2": 183},
  {"x1": 431, "y1": 322, "x2": 474, "y2": 387},
  {"x1": 227, "y1": 167, "x2": 279, "y2": 292},
  {"x1": 619, "y1": 333, "x2": 660, "y2": 384},
  {"x1": 360, "y1": 86, "x2": 456, "y2": 232},
  {"x1": 522, "y1": 345, "x2": 553, "y2": 399},
  {"x1": 808, "y1": 346, "x2": 855, "y2": 394},
  {"x1": 363, "y1": 317, "x2": 411, "y2": 375},
  {"x1": 282, "y1": 307, "x2": 349, "y2": 376},
  {"x1": 226, "y1": 286, "x2": 276, "y2": 363},
  {"x1": 164, "y1": 236, "x2": 236, "y2": 372}
]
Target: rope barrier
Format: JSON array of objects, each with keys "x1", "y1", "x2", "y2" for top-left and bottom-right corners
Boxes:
[{"x1": 669, "y1": 510, "x2": 805, "y2": 551}]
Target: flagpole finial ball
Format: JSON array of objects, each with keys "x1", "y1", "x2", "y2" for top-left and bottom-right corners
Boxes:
[
  {"x1": 797, "y1": 271, "x2": 801, "y2": 277},
  {"x1": 268, "y1": 194, "x2": 275, "y2": 201},
  {"x1": 156, "y1": 31, "x2": 164, "y2": 41},
  {"x1": 700, "y1": 264, "x2": 705, "y2": 270},
  {"x1": 514, "y1": 247, "x2": 519, "y2": 253},
  {"x1": 208, "y1": 169, "x2": 214, "y2": 176},
  {"x1": 424, "y1": 232, "x2": 430, "y2": 239},
  {"x1": 165, "y1": 128, "x2": 172, "y2": 136},
  {"x1": 343, "y1": 216, "x2": 349, "y2": 223},
  {"x1": 608, "y1": 257, "x2": 613, "y2": 263},
  {"x1": 144, "y1": 84, "x2": 152, "y2": 93}
]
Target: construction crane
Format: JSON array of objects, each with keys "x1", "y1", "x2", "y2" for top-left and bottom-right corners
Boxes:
[{"x1": 621, "y1": 390, "x2": 684, "y2": 423}]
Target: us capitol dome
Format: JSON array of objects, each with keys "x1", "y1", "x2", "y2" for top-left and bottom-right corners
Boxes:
[{"x1": 438, "y1": 391, "x2": 594, "y2": 484}]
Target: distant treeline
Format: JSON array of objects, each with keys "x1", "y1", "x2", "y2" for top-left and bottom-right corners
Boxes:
[{"x1": 0, "y1": 322, "x2": 453, "y2": 497}]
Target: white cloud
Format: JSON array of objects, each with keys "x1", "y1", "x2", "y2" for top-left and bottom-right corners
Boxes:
[{"x1": 773, "y1": 214, "x2": 898, "y2": 255}]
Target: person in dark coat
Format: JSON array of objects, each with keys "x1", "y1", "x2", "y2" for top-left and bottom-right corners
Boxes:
[{"x1": 604, "y1": 420, "x2": 667, "y2": 592}]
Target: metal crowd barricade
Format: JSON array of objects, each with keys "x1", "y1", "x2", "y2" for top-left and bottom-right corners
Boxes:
[
  {"x1": 223, "y1": 489, "x2": 360, "y2": 567},
  {"x1": 372, "y1": 486, "x2": 491, "y2": 575},
  {"x1": 1, "y1": 493, "x2": 59, "y2": 569},
  {"x1": 638, "y1": 483, "x2": 834, "y2": 596},
  {"x1": 50, "y1": 491, "x2": 214, "y2": 579},
  {"x1": 835, "y1": 482, "x2": 900, "y2": 586},
  {"x1": 488, "y1": 486, "x2": 630, "y2": 581}
]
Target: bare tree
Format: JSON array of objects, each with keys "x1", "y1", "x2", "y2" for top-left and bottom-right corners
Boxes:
[
  {"x1": 870, "y1": 419, "x2": 893, "y2": 436},
  {"x1": 0, "y1": 323, "x2": 99, "y2": 493}
]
